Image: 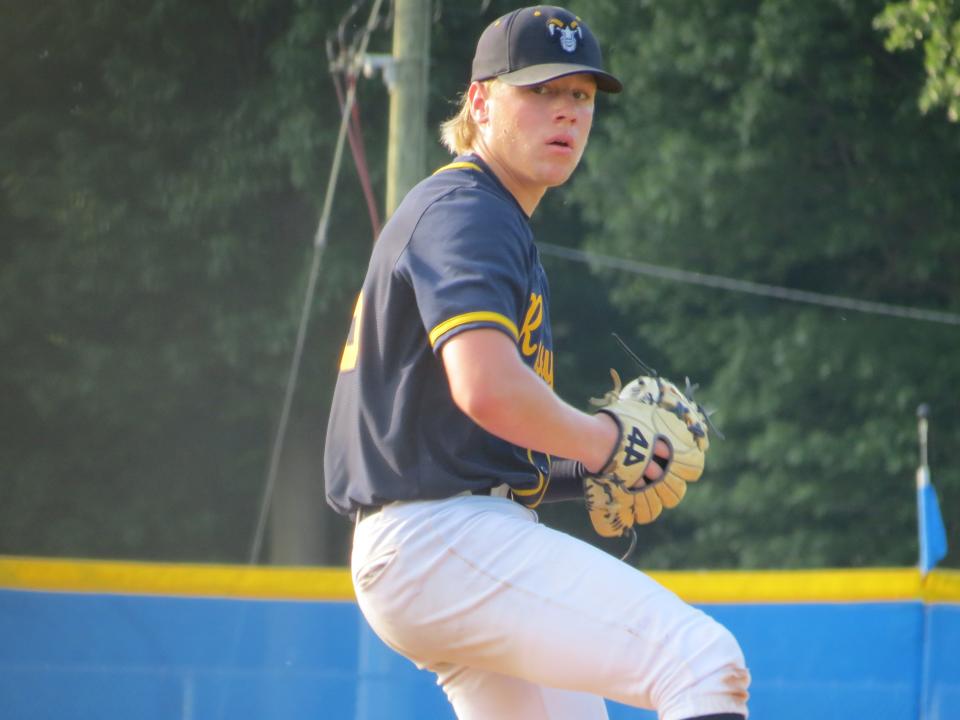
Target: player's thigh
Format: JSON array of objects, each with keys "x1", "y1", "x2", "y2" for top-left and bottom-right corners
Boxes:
[{"x1": 353, "y1": 497, "x2": 743, "y2": 710}]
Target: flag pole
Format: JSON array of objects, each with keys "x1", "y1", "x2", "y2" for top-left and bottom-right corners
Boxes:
[
  {"x1": 918, "y1": 404, "x2": 929, "y2": 720},
  {"x1": 918, "y1": 402, "x2": 929, "y2": 476},
  {"x1": 915, "y1": 402, "x2": 944, "y2": 720},
  {"x1": 916, "y1": 403, "x2": 948, "y2": 578}
]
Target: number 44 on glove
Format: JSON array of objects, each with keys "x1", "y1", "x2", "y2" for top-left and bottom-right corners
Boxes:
[{"x1": 584, "y1": 370, "x2": 713, "y2": 538}]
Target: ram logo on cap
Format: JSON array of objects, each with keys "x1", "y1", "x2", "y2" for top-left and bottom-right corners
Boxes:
[{"x1": 547, "y1": 18, "x2": 582, "y2": 53}]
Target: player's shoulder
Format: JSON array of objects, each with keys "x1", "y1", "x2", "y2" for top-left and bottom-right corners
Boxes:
[
  {"x1": 384, "y1": 155, "x2": 532, "y2": 269},
  {"x1": 418, "y1": 155, "x2": 526, "y2": 211},
  {"x1": 425, "y1": 156, "x2": 492, "y2": 192},
  {"x1": 421, "y1": 155, "x2": 527, "y2": 229}
]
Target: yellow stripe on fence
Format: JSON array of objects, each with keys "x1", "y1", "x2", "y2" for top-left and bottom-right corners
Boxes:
[
  {"x1": 646, "y1": 568, "x2": 923, "y2": 604},
  {"x1": 1, "y1": 555, "x2": 957, "y2": 603},
  {"x1": 924, "y1": 568, "x2": 960, "y2": 603},
  {"x1": 0, "y1": 555, "x2": 354, "y2": 601}
]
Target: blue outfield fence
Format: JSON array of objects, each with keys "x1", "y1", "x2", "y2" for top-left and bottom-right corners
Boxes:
[{"x1": 1, "y1": 557, "x2": 958, "y2": 719}]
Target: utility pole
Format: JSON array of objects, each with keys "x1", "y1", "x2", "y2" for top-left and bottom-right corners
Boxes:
[{"x1": 385, "y1": 0, "x2": 431, "y2": 217}]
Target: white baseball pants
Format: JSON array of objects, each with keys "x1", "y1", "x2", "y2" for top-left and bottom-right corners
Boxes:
[{"x1": 351, "y1": 493, "x2": 749, "y2": 720}]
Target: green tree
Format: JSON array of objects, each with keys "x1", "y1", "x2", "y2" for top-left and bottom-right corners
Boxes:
[
  {"x1": 875, "y1": 0, "x2": 960, "y2": 122},
  {"x1": 568, "y1": 0, "x2": 960, "y2": 568},
  {"x1": 0, "y1": 0, "x2": 388, "y2": 563},
  {"x1": 5, "y1": 0, "x2": 958, "y2": 573}
]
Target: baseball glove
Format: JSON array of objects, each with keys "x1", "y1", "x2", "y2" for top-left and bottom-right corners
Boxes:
[{"x1": 584, "y1": 369, "x2": 711, "y2": 538}]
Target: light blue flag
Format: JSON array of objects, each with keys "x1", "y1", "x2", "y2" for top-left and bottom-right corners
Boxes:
[{"x1": 917, "y1": 466, "x2": 948, "y2": 577}]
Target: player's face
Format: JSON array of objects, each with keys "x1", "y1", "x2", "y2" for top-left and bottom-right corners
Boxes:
[{"x1": 472, "y1": 74, "x2": 596, "y2": 212}]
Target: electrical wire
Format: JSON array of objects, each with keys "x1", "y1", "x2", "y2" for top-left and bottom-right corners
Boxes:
[
  {"x1": 250, "y1": 0, "x2": 386, "y2": 568},
  {"x1": 538, "y1": 242, "x2": 960, "y2": 327},
  {"x1": 328, "y1": 0, "x2": 386, "y2": 242},
  {"x1": 331, "y1": 71, "x2": 382, "y2": 241},
  {"x1": 215, "y1": 4, "x2": 387, "y2": 718}
]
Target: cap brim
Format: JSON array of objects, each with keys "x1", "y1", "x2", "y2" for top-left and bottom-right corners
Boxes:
[{"x1": 497, "y1": 63, "x2": 622, "y2": 93}]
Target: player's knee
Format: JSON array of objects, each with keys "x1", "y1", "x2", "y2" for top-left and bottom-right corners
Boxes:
[
  {"x1": 710, "y1": 621, "x2": 747, "y2": 670},
  {"x1": 693, "y1": 622, "x2": 750, "y2": 708},
  {"x1": 660, "y1": 617, "x2": 750, "y2": 719}
]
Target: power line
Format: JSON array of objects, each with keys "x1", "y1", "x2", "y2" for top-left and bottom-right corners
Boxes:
[
  {"x1": 252, "y1": 0, "x2": 387, "y2": 566},
  {"x1": 538, "y1": 242, "x2": 960, "y2": 327},
  {"x1": 217, "y1": 4, "x2": 386, "y2": 718}
]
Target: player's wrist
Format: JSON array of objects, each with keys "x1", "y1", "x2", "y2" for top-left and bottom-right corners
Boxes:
[{"x1": 582, "y1": 411, "x2": 621, "y2": 475}]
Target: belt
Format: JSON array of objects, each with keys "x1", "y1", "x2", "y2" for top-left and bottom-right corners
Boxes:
[{"x1": 355, "y1": 486, "x2": 501, "y2": 524}]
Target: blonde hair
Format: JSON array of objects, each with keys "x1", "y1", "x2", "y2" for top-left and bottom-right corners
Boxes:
[{"x1": 439, "y1": 81, "x2": 494, "y2": 155}]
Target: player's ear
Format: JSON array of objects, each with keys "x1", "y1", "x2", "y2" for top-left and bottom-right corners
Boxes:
[{"x1": 468, "y1": 80, "x2": 492, "y2": 125}]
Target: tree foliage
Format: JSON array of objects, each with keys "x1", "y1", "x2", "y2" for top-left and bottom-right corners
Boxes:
[
  {"x1": 2, "y1": 0, "x2": 957, "y2": 570},
  {"x1": 0, "y1": 0, "x2": 386, "y2": 561},
  {"x1": 875, "y1": 0, "x2": 960, "y2": 122},
  {"x1": 568, "y1": 0, "x2": 960, "y2": 568}
]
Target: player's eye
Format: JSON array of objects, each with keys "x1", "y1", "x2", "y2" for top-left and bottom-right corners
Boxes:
[{"x1": 530, "y1": 84, "x2": 549, "y2": 95}]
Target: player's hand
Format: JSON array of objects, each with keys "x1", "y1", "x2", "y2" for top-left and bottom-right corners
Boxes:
[
  {"x1": 583, "y1": 370, "x2": 710, "y2": 538},
  {"x1": 641, "y1": 439, "x2": 672, "y2": 483}
]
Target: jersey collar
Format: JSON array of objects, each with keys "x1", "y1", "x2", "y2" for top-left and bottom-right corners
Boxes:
[{"x1": 435, "y1": 154, "x2": 530, "y2": 219}]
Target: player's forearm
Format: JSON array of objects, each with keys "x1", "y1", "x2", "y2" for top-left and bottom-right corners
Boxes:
[
  {"x1": 443, "y1": 331, "x2": 617, "y2": 472},
  {"x1": 468, "y1": 364, "x2": 617, "y2": 473}
]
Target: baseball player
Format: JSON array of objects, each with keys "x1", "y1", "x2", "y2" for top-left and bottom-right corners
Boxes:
[{"x1": 324, "y1": 6, "x2": 750, "y2": 719}]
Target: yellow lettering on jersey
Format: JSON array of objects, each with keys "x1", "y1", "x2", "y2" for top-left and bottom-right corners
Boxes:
[
  {"x1": 519, "y1": 292, "x2": 554, "y2": 387},
  {"x1": 518, "y1": 292, "x2": 543, "y2": 356},
  {"x1": 339, "y1": 291, "x2": 363, "y2": 372},
  {"x1": 534, "y1": 344, "x2": 554, "y2": 388}
]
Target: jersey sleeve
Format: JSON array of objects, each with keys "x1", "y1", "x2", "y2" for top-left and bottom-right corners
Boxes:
[{"x1": 398, "y1": 188, "x2": 530, "y2": 353}]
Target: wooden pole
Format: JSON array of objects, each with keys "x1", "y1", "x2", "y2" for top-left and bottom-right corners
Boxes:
[{"x1": 385, "y1": 0, "x2": 431, "y2": 217}]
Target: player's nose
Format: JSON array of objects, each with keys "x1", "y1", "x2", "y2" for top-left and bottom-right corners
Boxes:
[
  {"x1": 553, "y1": 104, "x2": 577, "y2": 123},
  {"x1": 550, "y1": 94, "x2": 579, "y2": 121}
]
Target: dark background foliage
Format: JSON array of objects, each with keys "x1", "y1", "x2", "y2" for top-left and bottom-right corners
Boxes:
[{"x1": 2, "y1": 0, "x2": 957, "y2": 570}]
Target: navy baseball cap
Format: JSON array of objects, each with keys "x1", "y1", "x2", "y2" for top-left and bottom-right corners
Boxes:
[{"x1": 471, "y1": 6, "x2": 622, "y2": 93}]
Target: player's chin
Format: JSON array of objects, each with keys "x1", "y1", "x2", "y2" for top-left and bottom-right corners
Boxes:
[
  {"x1": 547, "y1": 149, "x2": 586, "y2": 182},
  {"x1": 540, "y1": 162, "x2": 580, "y2": 188}
]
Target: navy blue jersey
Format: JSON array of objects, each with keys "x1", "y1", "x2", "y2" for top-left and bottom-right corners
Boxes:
[{"x1": 324, "y1": 155, "x2": 555, "y2": 516}]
